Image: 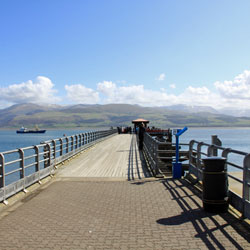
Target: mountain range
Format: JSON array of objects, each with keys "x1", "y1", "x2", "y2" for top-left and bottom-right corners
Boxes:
[{"x1": 0, "y1": 103, "x2": 250, "y2": 128}]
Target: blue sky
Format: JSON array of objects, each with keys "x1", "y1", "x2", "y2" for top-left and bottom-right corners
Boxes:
[{"x1": 1, "y1": 0, "x2": 250, "y2": 109}]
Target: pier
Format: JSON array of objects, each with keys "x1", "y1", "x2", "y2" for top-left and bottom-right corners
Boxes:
[{"x1": 0, "y1": 131, "x2": 249, "y2": 249}]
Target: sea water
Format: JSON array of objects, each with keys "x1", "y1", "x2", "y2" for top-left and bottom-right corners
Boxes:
[
  {"x1": 0, "y1": 129, "x2": 93, "y2": 153},
  {"x1": 181, "y1": 127, "x2": 250, "y2": 153}
]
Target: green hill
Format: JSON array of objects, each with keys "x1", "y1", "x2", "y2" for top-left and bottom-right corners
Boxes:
[{"x1": 0, "y1": 103, "x2": 249, "y2": 128}]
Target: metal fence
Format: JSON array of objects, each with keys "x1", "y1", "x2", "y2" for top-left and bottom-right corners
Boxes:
[
  {"x1": 0, "y1": 129, "x2": 117, "y2": 203},
  {"x1": 189, "y1": 140, "x2": 250, "y2": 219},
  {"x1": 143, "y1": 132, "x2": 189, "y2": 177},
  {"x1": 142, "y1": 132, "x2": 250, "y2": 219}
]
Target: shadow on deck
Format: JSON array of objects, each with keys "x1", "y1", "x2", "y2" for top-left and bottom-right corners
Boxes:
[
  {"x1": 156, "y1": 178, "x2": 250, "y2": 249},
  {"x1": 127, "y1": 134, "x2": 153, "y2": 181}
]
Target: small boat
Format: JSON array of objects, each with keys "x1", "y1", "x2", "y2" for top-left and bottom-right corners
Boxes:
[{"x1": 16, "y1": 126, "x2": 46, "y2": 134}]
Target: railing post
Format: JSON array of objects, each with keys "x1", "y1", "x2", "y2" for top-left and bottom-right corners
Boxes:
[
  {"x1": 47, "y1": 143, "x2": 52, "y2": 167},
  {"x1": 34, "y1": 146, "x2": 40, "y2": 172},
  {"x1": 211, "y1": 135, "x2": 222, "y2": 156},
  {"x1": 79, "y1": 134, "x2": 82, "y2": 147},
  {"x1": 18, "y1": 149, "x2": 25, "y2": 180},
  {"x1": 52, "y1": 140, "x2": 56, "y2": 159},
  {"x1": 189, "y1": 140, "x2": 196, "y2": 165},
  {"x1": 0, "y1": 153, "x2": 5, "y2": 188},
  {"x1": 75, "y1": 135, "x2": 78, "y2": 149},
  {"x1": 59, "y1": 138, "x2": 63, "y2": 156},
  {"x1": 154, "y1": 142, "x2": 161, "y2": 177},
  {"x1": 82, "y1": 134, "x2": 85, "y2": 145},
  {"x1": 71, "y1": 136, "x2": 74, "y2": 151},
  {"x1": 243, "y1": 154, "x2": 250, "y2": 219},
  {"x1": 66, "y1": 137, "x2": 69, "y2": 153},
  {"x1": 196, "y1": 142, "x2": 204, "y2": 181},
  {"x1": 222, "y1": 148, "x2": 231, "y2": 171},
  {"x1": 87, "y1": 133, "x2": 90, "y2": 144},
  {"x1": 196, "y1": 142, "x2": 204, "y2": 168},
  {"x1": 43, "y1": 144, "x2": 51, "y2": 168}
]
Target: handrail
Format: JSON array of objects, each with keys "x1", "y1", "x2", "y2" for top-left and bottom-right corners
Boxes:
[
  {"x1": 0, "y1": 128, "x2": 117, "y2": 202},
  {"x1": 188, "y1": 139, "x2": 250, "y2": 219},
  {"x1": 143, "y1": 131, "x2": 250, "y2": 219}
]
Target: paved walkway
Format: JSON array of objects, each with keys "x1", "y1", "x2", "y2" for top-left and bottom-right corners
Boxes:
[
  {"x1": 0, "y1": 178, "x2": 249, "y2": 249},
  {"x1": 0, "y1": 134, "x2": 249, "y2": 249}
]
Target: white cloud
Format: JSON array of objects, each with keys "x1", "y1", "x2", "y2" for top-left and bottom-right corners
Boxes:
[
  {"x1": 170, "y1": 84, "x2": 176, "y2": 89},
  {"x1": 214, "y1": 70, "x2": 250, "y2": 99},
  {"x1": 63, "y1": 70, "x2": 250, "y2": 108},
  {"x1": 97, "y1": 81, "x2": 177, "y2": 106},
  {"x1": 178, "y1": 86, "x2": 221, "y2": 107},
  {"x1": 156, "y1": 73, "x2": 165, "y2": 81},
  {"x1": 97, "y1": 81, "x2": 116, "y2": 96},
  {"x1": 65, "y1": 84, "x2": 99, "y2": 104},
  {"x1": 3, "y1": 70, "x2": 250, "y2": 110},
  {"x1": 0, "y1": 76, "x2": 60, "y2": 104},
  {"x1": 186, "y1": 86, "x2": 210, "y2": 95}
]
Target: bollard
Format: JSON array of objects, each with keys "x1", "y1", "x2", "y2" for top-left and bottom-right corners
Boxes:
[{"x1": 202, "y1": 157, "x2": 228, "y2": 213}]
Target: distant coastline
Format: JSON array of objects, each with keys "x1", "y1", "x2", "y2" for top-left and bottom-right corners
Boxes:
[{"x1": 1, "y1": 103, "x2": 250, "y2": 128}]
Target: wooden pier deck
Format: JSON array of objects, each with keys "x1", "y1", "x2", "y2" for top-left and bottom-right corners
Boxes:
[
  {"x1": 57, "y1": 134, "x2": 152, "y2": 180},
  {"x1": 0, "y1": 134, "x2": 249, "y2": 249}
]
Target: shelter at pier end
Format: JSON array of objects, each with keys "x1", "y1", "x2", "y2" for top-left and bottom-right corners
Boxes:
[{"x1": 132, "y1": 118, "x2": 149, "y2": 132}]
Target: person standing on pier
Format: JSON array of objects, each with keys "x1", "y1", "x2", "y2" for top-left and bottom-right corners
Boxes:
[{"x1": 138, "y1": 123, "x2": 145, "y2": 150}]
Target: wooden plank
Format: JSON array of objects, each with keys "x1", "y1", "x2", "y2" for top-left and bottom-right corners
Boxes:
[{"x1": 57, "y1": 134, "x2": 152, "y2": 180}]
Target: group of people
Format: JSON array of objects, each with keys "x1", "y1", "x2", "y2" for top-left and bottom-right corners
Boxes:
[
  {"x1": 117, "y1": 123, "x2": 146, "y2": 150},
  {"x1": 117, "y1": 126, "x2": 132, "y2": 134}
]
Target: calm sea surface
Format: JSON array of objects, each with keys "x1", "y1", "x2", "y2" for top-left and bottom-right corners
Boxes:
[
  {"x1": 0, "y1": 129, "x2": 92, "y2": 153},
  {"x1": 181, "y1": 127, "x2": 250, "y2": 153},
  {"x1": 0, "y1": 127, "x2": 250, "y2": 153}
]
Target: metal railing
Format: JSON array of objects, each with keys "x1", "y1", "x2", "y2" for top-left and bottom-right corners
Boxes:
[
  {"x1": 0, "y1": 129, "x2": 117, "y2": 203},
  {"x1": 143, "y1": 132, "x2": 189, "y2": 177},
  {"x1": 142, "y1": 132, "x2": 250, "y2": 219},
  {"x1": 189, "y1": 140, "x2": 250, "y2": 219}
]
